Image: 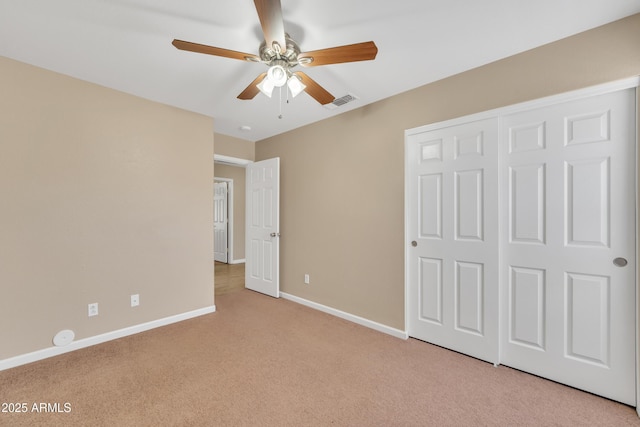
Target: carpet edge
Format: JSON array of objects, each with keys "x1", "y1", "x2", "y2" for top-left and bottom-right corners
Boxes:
[
  {"x1": 0, "y1": 305, "x2": 216, "y2": 371},
  {"x1": 280, "y1": 292, "x2": 408, "y2": 340}
]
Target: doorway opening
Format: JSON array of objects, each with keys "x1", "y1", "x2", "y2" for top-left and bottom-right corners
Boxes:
[{"x1": 214, "y1": 154, "x2": 252, "y2": 296}]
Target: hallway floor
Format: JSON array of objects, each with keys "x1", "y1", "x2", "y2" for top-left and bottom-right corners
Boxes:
[{"x1": 214, "y1": 261, "x2": 245, "y2": 296}]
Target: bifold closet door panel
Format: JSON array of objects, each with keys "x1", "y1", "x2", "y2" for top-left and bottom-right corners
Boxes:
[
  {"x1": 499, "y1": 88, "x2": 636, "y2": 405},
  {"x1": 407, "y1": 118, "x2": 500, "y2": 364}
]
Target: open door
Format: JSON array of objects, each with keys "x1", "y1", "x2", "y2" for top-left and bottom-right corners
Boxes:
[
  {"x1": 213, "y1": 181, "x2": 228, "y2": 263},
  {"x1": 245, "y1": 158, "x2": 280, "y2": 297}
]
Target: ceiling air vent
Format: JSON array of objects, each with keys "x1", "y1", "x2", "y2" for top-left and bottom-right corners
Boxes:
[{"x1": 324, "y1": 93, "x2": 359, "y2": 110}]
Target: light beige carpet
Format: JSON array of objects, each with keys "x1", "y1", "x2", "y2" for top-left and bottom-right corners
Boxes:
[{"x1": 1, "y1": 289, "x2": 638, "y2": 426}]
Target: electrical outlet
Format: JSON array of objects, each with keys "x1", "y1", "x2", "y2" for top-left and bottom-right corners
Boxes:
[
  {"x1": 88, "y1": 303, "x2": 98, "y2": 317},
  {"x1": 304, "y1": 274, "x2": 310, "y2": 284},
  {"x1": 131, "y1": 294, "x2": 139, "y2": 307}
]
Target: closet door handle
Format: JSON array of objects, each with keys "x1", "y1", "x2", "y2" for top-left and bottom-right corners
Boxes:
[{"x1": 613, "y1": 257, "x2": 628, "y2": 267}]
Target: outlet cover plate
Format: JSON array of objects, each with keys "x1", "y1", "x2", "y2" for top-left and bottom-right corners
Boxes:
[{"x1": 88, "y1": 303, "x2": 98, "y2": 317}]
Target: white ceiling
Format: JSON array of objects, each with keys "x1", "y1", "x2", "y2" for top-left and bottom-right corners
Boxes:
[{"x1": 1, "y1": 1, "x2": 639, "y2": 141}]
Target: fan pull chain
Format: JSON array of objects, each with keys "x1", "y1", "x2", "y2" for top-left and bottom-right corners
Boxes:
[{"x1": 278, "y1": 86, "x2": 283, "y2": 119}]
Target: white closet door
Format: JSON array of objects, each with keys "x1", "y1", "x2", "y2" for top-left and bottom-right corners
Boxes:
[
  {"x1": 499, "y1": 89, "x2": 636, "y2": 405},
  {"x1": 407, "y1": 118, "x2": 500, "y2": 363}
]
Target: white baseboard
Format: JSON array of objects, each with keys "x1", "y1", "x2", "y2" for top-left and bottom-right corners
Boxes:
[
  {"x1": 0, "y1": 305, "x2": 216, "y2": 372},
  {"x1": 228, "y1": 259, "x2": 245, "y2": 265},
  {"x1": 280, "y1": 292, "x2": 408, "y2": 340}
]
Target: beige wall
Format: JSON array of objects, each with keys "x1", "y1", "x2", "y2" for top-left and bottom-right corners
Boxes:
[
  {"x1": 215, "y1": 164, "x2": 247, "y2": 261},
  {"x1": 256, "y1": 14, "x2": 640, "y2": 330},
  {"x1": 0, "y1": 56, "x2": 215, "y2": 359},
  {"x1": 215, "y1": 133, "x2": 255, "y2": 161}
]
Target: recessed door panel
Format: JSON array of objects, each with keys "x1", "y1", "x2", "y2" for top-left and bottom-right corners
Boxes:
[
  {"x1": 421, "y1": 140, "x2": 443, "y2": 162},
  {"x1": 455, "y1": 261, "x2": 483, "y2": 335},
  {"x1": 454, "y1": 132, "x2": 483, "y2": 158},
  {"x1": 419, "y1": 174, "x2": 442, "y2": 239},
  {"x1": 509, "y1": 266, "x2": 545, "y2": 350},
  {"x1": 565, "y1": 158, "x2": 610, "y2": 247},
  {"x1": 455, "y1": 169, "x2": 483, "y2": 241},
  {"x1": 565, "y1": 111, "x2": 610, "y2": 145},
  {"x1": 509, "y1": 122, "x2": 546, "y2": 153},
  {"x1": 251, "y1": 189, "x2": 261, "y2": 227},
  {"x1": 250, "y1": 239, "x2": 260, "y2": 278},
  {"x1": 262, "y1": 241, "x2": 273, "y2": 282},
  {"x1": 251, "y1": 168, "x2": 261, "y2": 183},
  {"x1": 565, "y1": 273, "x2": 610, "y2": 366},
  {"x1": 510, "y1": 164, "x2": 546, "y2": 244},
  {"x1": 419, "y1": 257, "x2": 442, "y2": 324},
  {"x1": 263, "y1": 188, "x2": 274, "y2": 228}
]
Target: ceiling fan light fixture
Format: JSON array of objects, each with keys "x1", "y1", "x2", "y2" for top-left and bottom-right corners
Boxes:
[
  {"x1": 267, "y1": 65, "x2": 287, "y2": 87},
  {"x1": 172, "y1": 2, "x2": 378, "y2": 106},
  {"x1": 287, "y1": 75, "x2": 306, "y2": 98}
]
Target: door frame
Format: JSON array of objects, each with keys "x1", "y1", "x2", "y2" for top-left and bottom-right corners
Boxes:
[
  {"x1": 214, "y1": 154, "x2": 254, "y2": 264},
  {"x1": 404, "y1": 76, "x2": 640, "y2": 411}
]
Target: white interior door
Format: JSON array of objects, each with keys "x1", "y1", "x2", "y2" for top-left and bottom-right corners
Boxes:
[
  {"x1": 499, "y1": 89, "x2": 636, "y2": 405},
  {"x1": 245, "y1": 158, "x2": 280, "y2": 298},
  {"x1": 214, "y1": 181, "x2": 228, "y2": 263},
  {"x1": 407, "y1": 118, "x2": 500, "y2": 363}
]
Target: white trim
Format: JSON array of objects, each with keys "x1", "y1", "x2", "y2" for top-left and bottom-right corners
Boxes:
[
  {"x1": 214, "y1": 154, "x2": 253, "y2": 167},
  {"x1": 229, "y1": 258, "x2": 245, "y2": 264},
  {"x1": 635, "y1": 88, "x2": 640, "y2": 415},
  {"x1": 0, "y1": 305, "x2": 216, "y2": 372},
  {"x1": 404, "y1": 131, "x2": 411, "y2": 335},
  {"x1": 405, "y1": 77, "x2": 640, "y2": 137},
  {"x1": 281, "y1": 292, "x2": 408, "y2": 340}
]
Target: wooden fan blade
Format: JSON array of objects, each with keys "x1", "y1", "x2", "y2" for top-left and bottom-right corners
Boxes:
[
  {"x1": 298, "y1": 41, "x2": 378, "y2": 67},
  {"x1": 237, "y1": 73, "x2": 268, "y2": 100},
  {"x1": 172, "y1": 39, "x2": 260, "y2": 62},
  {"x1": 294, "y1": 72, "x2": 334, "y2": 105},
  {"x1": 253, "y1": 0, "x2": 286, "y2": 53}
]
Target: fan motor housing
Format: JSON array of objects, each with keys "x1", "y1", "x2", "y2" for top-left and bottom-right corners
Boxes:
[{"x1": 259, "y1": 33, "x2": 301, "y2": 66}]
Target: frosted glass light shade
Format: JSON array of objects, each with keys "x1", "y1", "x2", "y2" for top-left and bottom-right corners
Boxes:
[
  {"x1": 287, "y1": 75, "x2": 306, "y2": 98},
  {"x1": 257, "y1": 77, "x2": 275, "y2": 97},
  {"x1": 267, "y1": 65, "x2": 287, "y2": 87}
]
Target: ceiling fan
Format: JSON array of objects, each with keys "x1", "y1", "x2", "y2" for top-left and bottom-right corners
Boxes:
[{"x1": 172, "y1": 0, "x2": 378, "y2": 105}]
